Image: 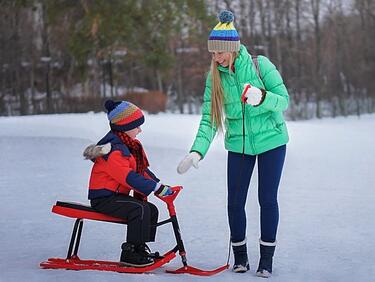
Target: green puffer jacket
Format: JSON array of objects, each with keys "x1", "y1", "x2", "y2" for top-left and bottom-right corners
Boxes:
[{"x1": 190, "y1": 45, "x2": 289, "y2": 157}]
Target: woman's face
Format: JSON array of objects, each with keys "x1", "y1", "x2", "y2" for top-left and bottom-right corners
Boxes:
[
  {"x1": 211, "y1": 51, "x2": 232, "y2": 67},
  {"x1": 125, "y1": 126, "x2": 142, "y2": 139}
]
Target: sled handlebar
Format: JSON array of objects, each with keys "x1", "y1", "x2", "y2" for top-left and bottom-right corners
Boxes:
[{"x1": 156, "y1": 186, "x2": 183, "y2": 216}]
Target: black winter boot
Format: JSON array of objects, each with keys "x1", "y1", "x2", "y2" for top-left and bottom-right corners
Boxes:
[
  {"x1": 256, "y1": 240, "x2": 276, "y2": 278},
  {"x1": 136, "y1": 243, "x2": 152, "y2": 257},
  {"x1": 137, "y1": 243, "x2": 162, "y2": 259},
  {"x1": 232, "y1": 240, "x2": 250, "y2": 273},
  {"x1": 120, "y1": 242, "x2": 154, "y2": 267}
]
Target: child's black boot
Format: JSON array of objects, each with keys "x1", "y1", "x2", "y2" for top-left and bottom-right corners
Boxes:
[
  {"x1": 256, "y1": 240, "x2": 276, "y2": 278},
  {"x1": 232, "y1": 239, "x2": 250, "y2": 273},
  {"x1": 120, "y1": 242, "x2": 154, "y2": 267}
]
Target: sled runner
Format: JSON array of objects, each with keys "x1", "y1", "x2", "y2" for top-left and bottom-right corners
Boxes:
[{"x1": 40, "y1": 186, "x2": 229, "y2": 275}]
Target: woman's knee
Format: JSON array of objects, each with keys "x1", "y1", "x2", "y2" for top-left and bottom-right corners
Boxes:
[
  {"x1": 227, "y1": 203, "x2": 245, "y2": 214},
  {"x1": 259, "y1": 197, "x2": 278, "y2": 209},
  {"x1": 258, "y1": 187, "x2": 278, "y2": 208}
]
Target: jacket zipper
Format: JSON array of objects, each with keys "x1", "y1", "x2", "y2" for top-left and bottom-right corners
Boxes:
[{"x1": 233, "y1": 72, "x2": 255, "y2": 154}]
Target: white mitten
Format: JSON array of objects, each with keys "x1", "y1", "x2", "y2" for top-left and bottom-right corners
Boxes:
[
  {"x1": 177, "y1": 152, "x2": 201, "y2": 174},
  {"x1": 242, "y1": 84, "x2": 265, "y2": 106}
]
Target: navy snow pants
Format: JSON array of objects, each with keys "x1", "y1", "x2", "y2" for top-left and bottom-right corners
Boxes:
[
  {"x1": 91, "y1": 194, "x2": 159, "y2": 245},
  {"x1": 227, "y1": 145, "x2": 286, "y2": 243}
]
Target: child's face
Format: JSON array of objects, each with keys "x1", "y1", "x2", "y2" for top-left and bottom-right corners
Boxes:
[{"x1": 125, "y1": 127, "x2": 142, "y2": 139}]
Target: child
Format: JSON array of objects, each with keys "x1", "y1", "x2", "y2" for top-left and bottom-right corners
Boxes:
[{"x1": 83, "y1": 99, "x2": 172, "y2": 267}]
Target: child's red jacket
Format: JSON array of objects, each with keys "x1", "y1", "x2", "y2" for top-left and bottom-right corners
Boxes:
[{"x1": 88, "y1": 132, "x2": 159, "y2": 200}]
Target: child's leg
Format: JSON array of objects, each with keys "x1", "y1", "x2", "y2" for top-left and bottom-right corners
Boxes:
[
  {"x1": 148, "y1": 202, "x2": 159, "y2": 242},
  {"x1": 91, "y1": 195, "x2": 158, "y2": 244}
]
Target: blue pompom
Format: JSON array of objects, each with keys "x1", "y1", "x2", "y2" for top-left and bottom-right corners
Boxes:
[
  {"x1": 218, "y1": 10, "x2": 234, "y2": 23},
  {"x1": 104, "y1": 99, "x2": 117, "y2": 113}
]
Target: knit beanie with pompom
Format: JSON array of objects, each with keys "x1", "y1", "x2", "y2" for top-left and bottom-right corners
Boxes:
[
  {"x1": 208, "y1": 10, "x2": 240, "y2": 52},
  {"x1": 104, "y1": 99, "x2": 145, "y2": 132}
]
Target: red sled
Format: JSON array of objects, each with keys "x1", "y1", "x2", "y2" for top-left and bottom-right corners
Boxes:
[{"x1": 40, "y1": 186, "x2": 229, "y2": 275}]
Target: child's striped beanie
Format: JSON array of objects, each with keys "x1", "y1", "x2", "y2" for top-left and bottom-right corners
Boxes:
[{"x1": 105, "y1": 100, "x2": 144, "y2": 131}]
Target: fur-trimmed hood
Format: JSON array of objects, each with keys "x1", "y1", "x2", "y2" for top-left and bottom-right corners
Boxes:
[
  {"x1": 83, "y1": 131, "x2": 131, "y2": 161},
  {"x1": 83, "y1": 143, "x2": 111, "y2": 160}
]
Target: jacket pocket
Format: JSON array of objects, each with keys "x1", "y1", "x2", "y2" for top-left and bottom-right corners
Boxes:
[
  {"x1": 225, "y1": 118, "x2": 244, "y2": 139},
  {"x1": 253, "y1": 113, "x2": 280, "y2": 134},
  {"x1": 271, "y1": 112, "x2": 285, "y2": 133}
]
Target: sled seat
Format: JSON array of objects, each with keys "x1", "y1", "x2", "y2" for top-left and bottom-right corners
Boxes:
[
  {"x1": 49, "y1": 201, "x2": 127, "y2": 260},
  {"x1": 53, "y1": 201, "x2": 126, "y2": 224}
]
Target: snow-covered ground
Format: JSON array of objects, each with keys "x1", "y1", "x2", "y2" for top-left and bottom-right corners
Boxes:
[{"x1": 0, "y1": 112, "x2": 374, "y2": 282}]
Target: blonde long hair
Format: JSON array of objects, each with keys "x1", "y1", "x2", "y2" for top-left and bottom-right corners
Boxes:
[{"x1": 210, "y1": 52, "x2": 238, "y2": 131}]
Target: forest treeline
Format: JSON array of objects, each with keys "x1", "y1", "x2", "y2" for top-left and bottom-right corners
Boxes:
[{"x1": 0, "y1": 0, "x2": 374, "y2": 119}]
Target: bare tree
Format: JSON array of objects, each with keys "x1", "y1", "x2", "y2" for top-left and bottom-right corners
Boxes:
[{"x1": 310, "y1": 0, "x2": 322, "y2": 118}]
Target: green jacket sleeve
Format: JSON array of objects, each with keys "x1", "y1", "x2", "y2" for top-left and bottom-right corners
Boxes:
[
  {"x1": 190, "y1": 74, "x2": 217, "y2": 159},
  {"x1": 257, "y1": 56, "x2": 289, "y2": 112}
]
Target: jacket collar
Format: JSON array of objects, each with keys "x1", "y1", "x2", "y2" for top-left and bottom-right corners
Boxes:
[{"x1": 97, "y1": 131, "x2": 131, "y2": 159}]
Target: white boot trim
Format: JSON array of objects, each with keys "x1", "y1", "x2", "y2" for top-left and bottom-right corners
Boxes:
[
  {"x1": 256, "y1": 269, "x2": 272, "y2": 278},
  {"x1": 259, "y1": 239, "x2": 277, "y2": 247},
  {"x1": 231, "y1": 237, "x2": 247, "y2": 247}
]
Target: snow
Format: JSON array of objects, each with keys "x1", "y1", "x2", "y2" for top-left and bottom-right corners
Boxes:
[{"x1": 0, "y1": 112, "x2": 374, "y2": 282}]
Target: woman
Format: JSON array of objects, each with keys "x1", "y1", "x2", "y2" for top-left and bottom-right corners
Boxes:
[{"x1": 177, "y1": 11, "x2": 289, "y2": 278}]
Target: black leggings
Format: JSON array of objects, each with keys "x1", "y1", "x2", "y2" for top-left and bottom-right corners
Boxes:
[{"x1": 91, "y1": 194, "x2": 159, "y2": 245}]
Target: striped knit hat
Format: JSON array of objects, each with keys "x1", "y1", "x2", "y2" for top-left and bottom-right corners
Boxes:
[
  {"x1": 208, "y1": 10, "x2": 240, "y2": 52},
  {"x1": 105, "y1": 99, "x2": 145, "y2": 132}
]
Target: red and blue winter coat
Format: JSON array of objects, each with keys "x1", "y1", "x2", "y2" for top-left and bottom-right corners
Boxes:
[{"x1": 87, "y1": 132, "x2": 159, "y2": 200}]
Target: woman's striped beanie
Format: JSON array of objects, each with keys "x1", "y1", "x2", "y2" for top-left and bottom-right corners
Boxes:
[
  {"x1": 105, "y1": 99, "x2": 144, "y2": 131},
  {"x1": 208, "y1": 10, "x2": 240, "y2": 52}
]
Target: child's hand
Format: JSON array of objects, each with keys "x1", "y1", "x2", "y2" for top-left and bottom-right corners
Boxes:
[{"x1": 154, "y1": 184, "x2": 173, "y2": 197}]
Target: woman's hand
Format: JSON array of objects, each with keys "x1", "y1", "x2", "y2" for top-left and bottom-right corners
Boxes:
[
  {"x1": 177, "y1": 152, "x2": 201, "y2": 174},
  {"x1": 241, "y1": 84, "x2": 266, "y2": 106}
]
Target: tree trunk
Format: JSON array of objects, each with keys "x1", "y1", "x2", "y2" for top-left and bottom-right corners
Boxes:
[
  {"x1": 156, "y1": 69, "x2": 163, "y2": 92},
  {"x1": 310, "y1": 0, "x2": 322, "y2": 118},
  {"x1": 273, "y1": 0, "x2": 284, "y2": 74},
  {"x1": 256, "y1": 0, "x2": 269, "y2": 56},
  {"x1": 249, "y1": 0, "x2": 256, "y2": 39},
  {"x1": 176, "y1": 57, "x2": 184, "y2": 114},
  {"x1": 41, "y1": 2, "x2": 52, "y2": 114}
]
